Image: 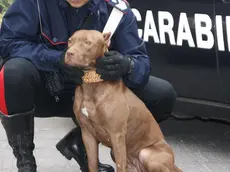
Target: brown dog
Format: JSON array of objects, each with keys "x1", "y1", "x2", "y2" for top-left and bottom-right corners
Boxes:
[{"x1": 65, "y1": 29, "x2": 182, "y2": 172}]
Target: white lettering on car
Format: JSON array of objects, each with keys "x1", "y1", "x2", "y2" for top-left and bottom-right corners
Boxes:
[
  {"x1": 158, "y1": 11, "x2": 176, "y2": 45},
  {"x1": 177, "y1": 13, "x2": 195, "y2": 48},
  {"x1": 216, "y1": 15, "x2": 225, "y2": 51},
  {"x1": 194, "y1": 14, "x2": 214, "y2": 49},
  {"x1": 131, "y1": 8, "x2": 229, "y2": 51},
  {"x1": 143, "y1": 10, "x2": 160, "y2": 43},
  {"x1": 226, "y1": 16, "x2": 230, "y2": 51}
]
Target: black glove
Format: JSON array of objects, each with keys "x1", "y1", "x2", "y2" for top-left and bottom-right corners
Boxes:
[
  {"x1": 95, "y1": 51, "x2": 133, "y2": 81},
  {"x1": 57, "y1": 51, "x2": 84, "y2": 85},
  {"x1": 44, "y1": 51, "x2": 84, "y2": 100}
]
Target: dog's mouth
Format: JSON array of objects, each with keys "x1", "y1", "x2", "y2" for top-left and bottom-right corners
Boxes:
[
  {"x1": 65, "y1": 58, "x2": 95, "y2": 71},
  {"x1": 77, "y1": 63, "x2": 95, "y2": 72},
  {"x1": 81, "y1": 66, "x2": 94, "y2": 72}
]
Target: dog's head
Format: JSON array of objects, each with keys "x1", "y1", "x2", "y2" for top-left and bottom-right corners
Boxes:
[{"x1": 64, "y1": 30, "x2": 111, "y2": 70}]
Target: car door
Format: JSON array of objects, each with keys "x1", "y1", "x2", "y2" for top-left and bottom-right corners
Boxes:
[
  {"x1": 129, "y1": 0, "x2": 225, "y2": 117},
  {"x1": 215, "y1": 0, "x2": 230, "y2": 105}
]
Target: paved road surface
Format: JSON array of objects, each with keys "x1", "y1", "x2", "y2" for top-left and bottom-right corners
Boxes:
[{"x1": 0, "y1": 117, "x2": 230, "y2": 172}]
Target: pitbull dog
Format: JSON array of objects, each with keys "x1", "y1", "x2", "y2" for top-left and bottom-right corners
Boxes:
[{"x1": 65, "y1": 29, "x2": 182, "y2": 172}]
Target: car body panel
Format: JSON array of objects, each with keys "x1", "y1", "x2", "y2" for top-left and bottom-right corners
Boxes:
[
  {"x1": 215, "y1": 0, "x2": 230, "y2": 104},
  {"x1": 129, "y1": 0, "x2": 230, "y2": 121}
]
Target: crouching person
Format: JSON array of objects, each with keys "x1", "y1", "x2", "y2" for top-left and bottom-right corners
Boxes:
[{"x1": 0, "y1": 0, "x2": 114, "y2": 171}]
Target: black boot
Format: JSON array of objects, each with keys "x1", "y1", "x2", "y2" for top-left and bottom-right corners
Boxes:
[
  {"x1": 56, "y1": 127, "x2": 114, "y2": 172},
  {"x1": 0, "y1": 110, "x2": 37, "y2": 172}
]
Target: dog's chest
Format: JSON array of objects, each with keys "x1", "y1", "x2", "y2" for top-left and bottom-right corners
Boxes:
[
  {"x1": 79, "y1": 101, "x2": 97, "y2": 120},
  {"x1": 76, "y1": 101, "x2": 112, "y2": 146},
  {"x1": 80, "y1": 107, "x2": 91, "y2": 118}
]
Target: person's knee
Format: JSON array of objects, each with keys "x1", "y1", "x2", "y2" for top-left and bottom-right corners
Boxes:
[
  {"x1": 144, "y1": 77, "x2": 177, "y2": 111},
  {"x1": 138, "y1": 76, "x2": 177, "y2": 122},
  {"x1": 158, "y1": 80, "x2": 176, "y2": 106},
  {"x1": 3, "y1": 58, "x2": 38, "y2": 83},
  {"x1": 159, "y1": 80, "x2": 177, "y2": 113},
  {"x1": 0, "y1": 58, "x2": 41, "y2": 115}
]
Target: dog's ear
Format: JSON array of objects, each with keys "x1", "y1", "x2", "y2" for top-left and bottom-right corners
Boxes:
[
  {"x1": 103, "y1": 32, "x2": 111, "y2": 48},
  {"x1": 103, "y1": 32, "x2": 111, "y2": 41}
]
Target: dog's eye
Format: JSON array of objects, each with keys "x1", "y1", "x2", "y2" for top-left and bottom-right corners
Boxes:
[
  {"x1": 85, "y1": 41, "x2": 91, "y2": 45},
  {"x1": 68, "y1": 39, "x2": 72, "y2": 44}
]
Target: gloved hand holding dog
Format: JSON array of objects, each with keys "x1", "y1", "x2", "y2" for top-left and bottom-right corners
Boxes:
[
  {"x1": 58, "y1": 50, "x2": 133, "y2": 84},
  {"x1": 44, "y1": 50, "x2": 84, "y2": 98},
  {"x1": 57, "y1": 50, "x2": 84, "y2": 85},
  {"x1": 45, "y1": 50, "x2": 133, "y2": 97},
  {"x1": 96, "y1": 51, "x2": 134, "y2": 81}
]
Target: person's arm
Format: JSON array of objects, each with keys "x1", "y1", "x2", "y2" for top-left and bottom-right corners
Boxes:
[
  {"x1": 0, "y1": 0, "x2": 62, "y2": 71},
  {"x1": 111, "y1": 7, "x2": 151, "y2": 88}
]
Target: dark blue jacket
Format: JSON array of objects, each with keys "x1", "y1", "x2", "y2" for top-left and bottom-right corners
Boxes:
[{"x1": 0, "y1": 0, "x2": 151, "y2": 88}]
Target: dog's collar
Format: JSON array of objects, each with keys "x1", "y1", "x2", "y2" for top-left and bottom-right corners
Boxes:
[
  {"x1": 81, "y1": 50, "x2": 108, "y2": 83},
  {"x1": 82, "y1": 70, "x2": 103, "y2": 83}
]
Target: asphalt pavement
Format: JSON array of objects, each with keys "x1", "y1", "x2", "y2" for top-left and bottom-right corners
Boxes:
[{"x1": 0, "y1": 117, "x2": 230, "y2": 172}]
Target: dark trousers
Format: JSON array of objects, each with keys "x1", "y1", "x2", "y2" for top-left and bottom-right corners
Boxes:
[{"x1": 0, "y1": 58, "x2": 176, "y2": 122}]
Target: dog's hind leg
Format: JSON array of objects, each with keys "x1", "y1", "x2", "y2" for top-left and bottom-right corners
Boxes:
[
  {"x1": 81, "y1": 126, "x2": 99, "y2": 172},
  {"x1": 139, "y1": 140, "x2": 182, "y2": 172},
  {"x1": 139, "y1": 150, "x2": 171, "y2": 172}
]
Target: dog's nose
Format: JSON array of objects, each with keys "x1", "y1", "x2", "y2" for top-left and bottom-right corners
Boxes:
[{"x1": 66, "y1": 51, "x2": 74, "y2": 57}]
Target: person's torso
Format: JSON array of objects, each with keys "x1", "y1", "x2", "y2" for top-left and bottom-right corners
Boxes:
[{"x1": 37, "y1": 0, "x2": 112, "y2": 51}]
